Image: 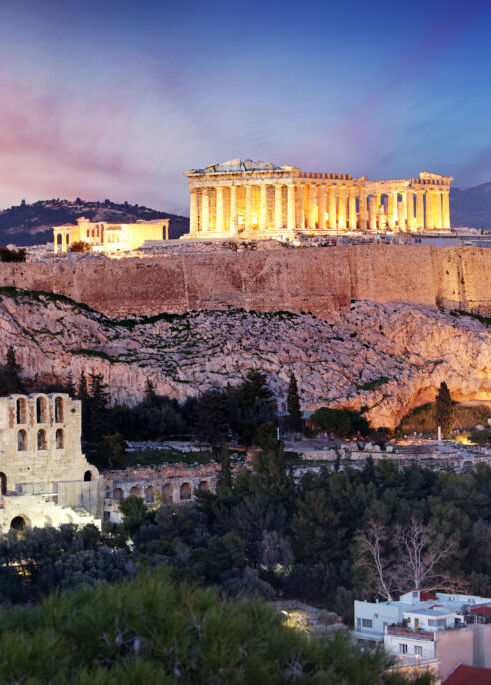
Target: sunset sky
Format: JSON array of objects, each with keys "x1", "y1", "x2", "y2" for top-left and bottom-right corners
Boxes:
[{"x1": 1, "y1": 0, "x2": 490, "y2": 214}]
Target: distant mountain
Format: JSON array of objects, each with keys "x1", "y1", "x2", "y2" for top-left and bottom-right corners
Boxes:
[
  {"x1": 0, "y1": 198, "x2": 190, "y2": 247},
  {"x1": 451, "y1": 181, "x2": 491, "y2": 229}
]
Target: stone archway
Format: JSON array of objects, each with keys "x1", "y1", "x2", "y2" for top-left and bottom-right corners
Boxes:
[
  {"x1": 198, "y1": 480, "x2": 210, "y2": 492},
  {"x1": 10, "y1": 515, "x2": 28, "y2": 531},
  {"x1": 180, "y1": 482, "x2": 192, "y2": 501},
  {"x1": 84, "y1": 470, "x2": 92, "y2": 482},
  {"x1": 0, "y1": 472, "x2": 6, "y2": 496}
]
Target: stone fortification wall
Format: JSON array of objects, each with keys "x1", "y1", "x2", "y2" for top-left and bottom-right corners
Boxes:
[{"x1": 1, "y1": 245, "x2": 490, "y2": 318}]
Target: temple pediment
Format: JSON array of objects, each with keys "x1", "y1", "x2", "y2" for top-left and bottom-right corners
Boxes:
[{"x1": 187, "y1": 159, "x2": 283, "y2": 175}]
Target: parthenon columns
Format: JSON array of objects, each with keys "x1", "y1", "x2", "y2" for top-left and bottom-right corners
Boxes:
[
  {"x1": 230, "y1": 185, "x2": 237, "y2": 233},
  {"x1": 407, "y1": 191, "x2": 415, "y2": 231},
  {"x1": 328, "y1": 186, "x2": 337, "y2": 229},
  {"x1": 348, "y1": 189, "x2": 357, "y2": 230},
  {"x1": 201, "y1": 189, "x2": 209, "y2": 232},
  {"x1": 318, "y1": 186, "x2": 326, "y2": 229},
  {"x1": 190, "y1": 189, "x2": 198, "y2": 233},
  {"x1": 442, "y1": 190, "x2": 450, "y2": 229},
  {"x1": 216, "y1": 186, "x2": 224, "y2": 232},
  {"x1": 259, "y1": 184, "x2": 267, "y2": 231},
  {"x1": 425, "y1": 190, "x2": 434, "y2": 229},
  {"x1": 274, "y1": 185, "x2": 283, "y2": 229},
  {"x1": 368, "y1": 196, "x2": 376, "y2": 231},
  {"x1": 416, "y1": 190, "x2": 424, "y2": 229},
  {"x1": 434, "y1": 191, "x2": 442, "y2": 229},
  {"x1": 358, "y1": 189, "x2": 367, "y2": 231},
  {"x1": 337, "y1": 187, "x2": 347, "y2": 230},
  {"x1": 287, "y1": 185, "x2": 296, "y2": 230}
]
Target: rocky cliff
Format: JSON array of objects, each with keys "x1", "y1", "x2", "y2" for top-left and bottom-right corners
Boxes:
[
  {"x1": 1, "y1": 288, "x2": 490, "y2": 428},
  {"x1": 1, "y1": 245, "x2": 490, "y2": 319}
]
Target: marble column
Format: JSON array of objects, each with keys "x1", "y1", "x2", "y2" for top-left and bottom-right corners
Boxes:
[
  {"x1": 245, "y1": 185, "x2": 252, "y2": 231},
  {"x1": 230, "y1": 185, "x2": 237, "y2": 234},
  {"x1": 297, "y1": 185, "x2": 305, "y2": 229},
  {"x1": 348, "y1": 188, "x2": 357, "y2": 230},
  {"x1": 416, "y1": 190, "x2": 424, "y2": 229},
  {"x1": 442, "y1": 190, "x2": 450, "y2": 229},
  {"x1": 259, "y1": 184, "x2": 267, "y2": 231},
  {"x1": 190, "y1": 189, "x2": 198, "y2": 233},
  {"x1": 368, "y1": 196, "x2": 377, "y2": 231},
  {"x1": 287, "y1": 185, "x2": 296, "y2": 230},
  {"x1": 318, "y1": 185, "x2": 327, "y2": 229},
  {"x1": 387, "y1": 193, "x2": 395, "y2": 230},
  {"x1": 274, "y1": 185, "x2": 283, "y2": 230},
  {"x1": 425, "y1": 190, "x2": 434, "y2": 229},
  {"x1": 407, "y1": 191, "x2": 415, "y2": 231},
  {"x1": 328, "y1": 186, "x2": 337, "y2": 229},
  {"x1": 397, "y1": 200, "x2": 405, "y2": 231},
  {"x1": 307, "y1": 185, "x2": 317, "y2": 229},
  {"x1": 337, "y1": 187, "x2": 347, "y2": 230},
  {"x1": 358, "y1": 189, "x2": 367, "y2": 230},
  {"x1": 201, "y1": 188, "x2": 209, "y2": 232},
  {"x1": 216, "y1": 186, "x2": 224, "y2": 232},
  {"x1": 434, "y1": 191, "x2": 443, "y2": 229}
]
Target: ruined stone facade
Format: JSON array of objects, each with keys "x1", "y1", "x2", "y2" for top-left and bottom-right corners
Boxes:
[
  {"x1": 0, "y1": 393, "x2": 99, "y2": 532},
  {"x1": 103, "y1": 464, "x2": 218, "y2": 523},
  {"x1": 184, "y1": 159, "x2": 453, "y2": 239},
  {"x1": 53, "y1": 216, "x2": 169, "y2": 254}
]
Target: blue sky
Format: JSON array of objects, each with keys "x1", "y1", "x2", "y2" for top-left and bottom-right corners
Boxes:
[{"x1": 0, "y1": 0, "x2": 490, "y2": 213}]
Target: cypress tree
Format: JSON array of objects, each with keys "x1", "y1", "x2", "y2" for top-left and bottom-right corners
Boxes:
[
  {"x1": 435, "y1": 381, "x2": 455, "y2": 436},
  {"x1": 217, "y1": 443, "x2": 232, "y2": 491},
  {"x1": 0, "y1": 346, "x2": 23, "y2": 394},
  {"x1": 143, "y1": 378, "x2": 158, "y2": 408},
  {"x1": 287, "y1": 372, "x2": 302, "y2": 434}
]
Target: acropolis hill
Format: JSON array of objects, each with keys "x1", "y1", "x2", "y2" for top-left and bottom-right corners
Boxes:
[{"x1": 1, "y1": 244, "x2": 490, "y2": 319}]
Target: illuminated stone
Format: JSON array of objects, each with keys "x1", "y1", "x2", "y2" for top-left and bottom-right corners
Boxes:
[{"x1": 183, "y1": 160, "x2": 454, "y2": 239}]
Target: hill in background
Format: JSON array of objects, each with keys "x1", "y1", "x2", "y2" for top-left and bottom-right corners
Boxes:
[
  {"x1": 450, "y1": 181, "x2": 491, "y2": 229},
  {"x1": 0, "y1": 198, "x2": 189, "y2": 247}
]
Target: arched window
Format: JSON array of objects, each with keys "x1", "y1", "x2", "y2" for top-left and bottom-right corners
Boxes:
[
  {"x1": 180, "y1": 482, "x2": 192, "y2": 501},
  {"x1": 36, "y1": 396, "x2": 47, "y2": 423},
  {"x1": 130, "y1": 486, "x2": 141, "y2": 497},
  {"x1": 198, "y1": 480, "x2": 210, "y2": 492},
  {"x1": 55, "y1": 397, "x2": 63, "y2": 423},
  {"x1": 55, "y1": 429, "x2": 64, "y2": 449},
  {"x1": 113, "y1": 488, "x2": 123, "y2": 501},
  {"x1": 145, "y1": 485, "x2": 155, "y2": 503},
  {"x1": 16, "y1": 398, "x2": 26, "y2": 424},
  {"x1": 0, "y1": 472, "x2": 6, "y2": 495},
  {"x1": 17, "y1": 430, "x2": 27, "y2": 451},
  {"x1": 37, "y1": 429, "x2": 47, "y2": 450},
  {"x1": 84, "y1": 470, "x2": 92, "y2": 482},
  {"x1": 163, "y1": 483, "x2": 173, "y2": 503}
]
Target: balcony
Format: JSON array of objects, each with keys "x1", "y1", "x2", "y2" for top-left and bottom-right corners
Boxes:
[{"x1": 386, "y1": 625, "x2": 434, "y2": 641}]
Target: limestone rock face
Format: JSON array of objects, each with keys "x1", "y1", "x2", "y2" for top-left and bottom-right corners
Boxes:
[{"x1": 0, "y1": 290, "x2": 490, "y2": 429}]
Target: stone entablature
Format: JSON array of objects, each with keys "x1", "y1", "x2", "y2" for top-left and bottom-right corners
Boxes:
[
  {"x1": 184, "y1": 158, "x2": 453, "y2": 239},
  {"x1": 53, "y1": 217, "x2": 169, "y2": 254}
]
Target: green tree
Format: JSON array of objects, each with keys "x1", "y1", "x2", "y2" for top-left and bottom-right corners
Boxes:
[
  {"x1": 95, "y1": 433, "x2": 127, "y2": 469},
  {"x1": 118, "y1": 495, "x2": 148, "y2": 536},
  {"x1": 193, "y1": 388, "x2": 230, "y2": 450},
  {"x1": 68, "y1": 240, "x2": 91, "y2": 253},
  {"x1": 435, "y1": 381, "x2": 455, "y2": 436},
  {"x1": 0, "y1": 345, "x2": 23, "y2": 394},
  {"x1": 287, "y1": 372, "x2": 302, "y2": 433},
  {"x1": 217, "y1": 443, "x2": 232, "y2": 491}
]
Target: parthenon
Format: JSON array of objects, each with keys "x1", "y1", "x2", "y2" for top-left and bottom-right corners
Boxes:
[{"x1": 184, "y1": 159, "x2": 453, "y2": 239}]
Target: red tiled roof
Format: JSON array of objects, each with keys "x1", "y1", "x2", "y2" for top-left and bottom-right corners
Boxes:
[
  {"x1": 444, "y1": 665, "x2": 491, "y2": 685},
  {"x1": 420, "y1": 591, "x2": 438, "y2": 601},
  {"x1": 470, "y1": 604, "x2": 491, "y2": 617}
]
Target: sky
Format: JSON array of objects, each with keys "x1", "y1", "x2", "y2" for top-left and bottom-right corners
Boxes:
[{"x1": 0, "y1": 0, "x2": 490, "y2": 215}]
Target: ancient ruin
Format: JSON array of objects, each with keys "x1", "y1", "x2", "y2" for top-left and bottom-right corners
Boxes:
[
  {"x1": 0, "y1": 393, "x2": 99, "y2": 532},
  {"x1": 184, "y1": 159, "x2": 453, "y2": 239},
  {"x1": 53, "y1": 216, "x2": 169, "y2": 254}
]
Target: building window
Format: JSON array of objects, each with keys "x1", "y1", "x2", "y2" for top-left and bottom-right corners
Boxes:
[
  {"x1": 356, "y1": 618, "x2": 361, "y2": 628},
  {"x1": 414, "y1": 646, "x2": 423, "y2": 656},
  {"x1": 37, "y1": 429, "x2": 47, "y2": 450},
  {"x1": 399, "y1": 644, "x2": 408, "y2": 655},
  {"x1": 36, "y1": 396, "x2": 47, "y2": 423},
  {"x1": 55, "y1": 428, "x2": 64, "y2": 449},
  {"x1": 17, "y1": 429, "x2": 27, "y2": 451},
  {"x1": 54, "y1": 397, "x2": 63, "y2": 423},
  {"x1": 428, "y1": 618, "x2": 446, "y2": 627},
  {"x1": 361, "y1": 619, "x2": 373, "y2": 628},
  {"x1": 16, "y1": 398, "x2": 27, "y2": 424}
]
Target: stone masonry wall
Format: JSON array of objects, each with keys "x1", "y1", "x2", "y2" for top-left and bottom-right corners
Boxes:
[{"x1": 1, "y1": 245, "x2": 491, "y2": 319}]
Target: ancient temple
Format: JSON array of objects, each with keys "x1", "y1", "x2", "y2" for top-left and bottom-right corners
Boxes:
[{"x1": 183, "y1": 159, "x2": 453, "y2": 239}]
